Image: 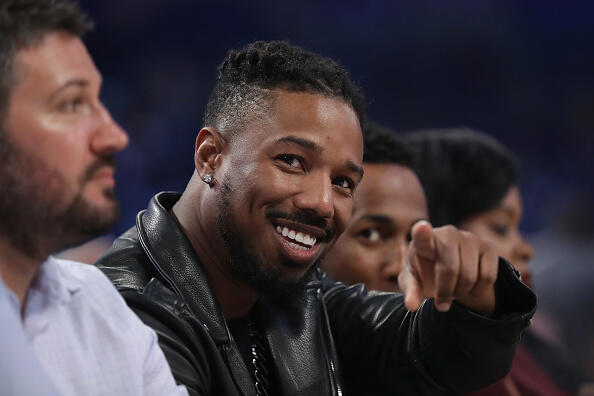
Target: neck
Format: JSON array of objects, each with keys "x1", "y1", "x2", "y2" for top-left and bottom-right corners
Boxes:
[
  {"x1": 204, "y1": 267, "x2": 259, "y2": 319},
  {"x1": 172, "y1": 177, "x2": 258, "y2": 319},
  {"x1": 0, "y1": 238, "x2": 43, "y2": 314}
]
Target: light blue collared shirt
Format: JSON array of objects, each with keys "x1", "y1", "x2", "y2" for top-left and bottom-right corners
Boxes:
[
  {"x1": 20, "y1": 256, "x2": 187, "y2": 396},
  {"x1": 0, "y1": 275, "x2": 59, "y2": 395}
]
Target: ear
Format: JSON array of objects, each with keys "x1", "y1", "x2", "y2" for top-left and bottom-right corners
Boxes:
[{"x1": 194, "y1": 127, "x2": 225, "y2": 178}]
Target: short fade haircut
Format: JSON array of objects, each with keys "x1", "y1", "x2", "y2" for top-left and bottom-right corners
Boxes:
[
  {"x1": 203, "y1": 40, "x2": 365, "y2": 139},
  {"x1": 363, "y1": 121, "x2": 414, "y2": 169},
  {"x1": 0, "y1": 0, "x2": 93, "y2": 124},
  {"x1": 406, "y1": 128, "x2": 519, "y2": 227}
]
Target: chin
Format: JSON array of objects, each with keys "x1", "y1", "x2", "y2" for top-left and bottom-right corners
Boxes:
[
  {"x1": 62, "y1": 193, "x2": 120, "y2": 240},
  {"x1": 276, "y1": 265, "x2": 312, "y2": 285},
  {"x1": 82, "y1": 182, "x2": 116, "y2": 202}
]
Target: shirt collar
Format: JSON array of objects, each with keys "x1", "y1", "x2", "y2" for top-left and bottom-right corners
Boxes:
[
  {"x1": 22, "y1": 257, "x2": 80, "y2": 335},
  {"x1": 31, "y1": 256, "x2": 81, "y2": 306}
]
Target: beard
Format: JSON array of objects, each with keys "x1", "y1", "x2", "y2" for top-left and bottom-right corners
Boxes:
[
  {"x1": 215, "y1": 175, "x2": 329, "y2": 307},
  {"x1": 0, "y1": 133, "x2": 119, "y2": 260}
]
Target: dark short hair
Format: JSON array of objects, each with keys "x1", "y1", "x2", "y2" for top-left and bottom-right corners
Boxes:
[
  {"x1": 0, "y1": 0, "x2": 93, "y2": 123},
  {"x1": 203, "y1": 41, "x2": 365, "y2": 138},
  {"x1": 362, "y1": 121, "x2": 414, "y2": 169},
  {"x1": 406, "y1": 128, "x2": 519, "y2": 227}
]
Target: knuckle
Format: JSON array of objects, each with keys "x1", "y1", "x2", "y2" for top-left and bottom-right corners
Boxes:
[
  {"x1": 481, "y1": 238, "x2": 497, "y2": 253},
  {"x1": 436, "y1": 263, "x2": 456, "y2": 278},
  {"x1": 460, "y1": 230, "x2": 477, "y2": 244},
  {"x1": 481, "y1": 270, "x2": 498, "y2": 285},
  {"x1": 460, "y1": 229, "x2": 473, "y2": 238},
  {"x1": 434, "y1": 226, "x2": 457, "y2": 247},
  {"x1": 436, "y1": 291, "x2": 452, "y2": 302},
  {"x1": 459, "y1": 273, "x2": 475, "y2": 289},
  {"x1": 443, "y1": 225, "x2": 458, "y2": 238},
  {"x1": 443, "y1": 224, "x2": 456, "y2": 232},
  {"x1": 434, "y1": 225, "x2": 453, "y2": 238}
]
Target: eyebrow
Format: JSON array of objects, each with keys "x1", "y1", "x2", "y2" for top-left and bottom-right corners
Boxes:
[
  {"x1": 359, "y1": 215, "x2": 429, "y2": 229},
  {"x1": 276, "y1": 135, "x2": 323, "y2": 153},
  {"x1": 48, "y1": 79, "x2": 90, "y2": 102},
  {"x1": 347, "y1": 160, "x2": 364, "y2": 179},
  {"x1": 360, "y1": 214, "x2": 395, "y2": 225},
  {"x1": 494, "y1": 206, "x2": 515, "y2": 218}
]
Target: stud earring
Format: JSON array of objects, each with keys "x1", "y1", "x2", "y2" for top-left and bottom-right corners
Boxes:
[{"x1": 203, "y1": 174, "x2": 214, "y2": 185}]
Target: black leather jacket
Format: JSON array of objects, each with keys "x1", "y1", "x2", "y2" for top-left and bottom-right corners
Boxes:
[{"x1": 97, "y1": 192, "x2": 537, "y2": 396}]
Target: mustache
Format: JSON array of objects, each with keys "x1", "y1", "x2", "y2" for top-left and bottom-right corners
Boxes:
[
  {"x1": 265, "y1": 208, "x2": 335, "y2": 242},
  {"x1": 81, "y1": 156, "x2": 117, "y2": 183}
]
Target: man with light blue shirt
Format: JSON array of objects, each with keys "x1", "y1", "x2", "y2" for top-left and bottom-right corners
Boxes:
[
  {"x1": 0, "y1": 276, "x2": 59, "y2": 395},
  {"x1": 0, "y1": 1, "x2": 186, "y2": 395}
]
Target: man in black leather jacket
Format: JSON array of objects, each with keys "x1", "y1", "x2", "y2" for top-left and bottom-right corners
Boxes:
[{"x1": 97, "y1": 41, "x2": 537, "y2": 396}]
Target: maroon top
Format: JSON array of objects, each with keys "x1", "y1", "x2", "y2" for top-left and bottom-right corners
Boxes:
[{"x1": 467, "y1": 344, "x2": 572, "y2": 396}]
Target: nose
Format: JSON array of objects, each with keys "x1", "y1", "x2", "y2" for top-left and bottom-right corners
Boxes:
[
  {"x1": 382, "y1": 239, "x2": 406, "y2": 281},
  {"x1": 516, "y1": 235, "x2": 534, "y2": 266},
  {"x1": 90, "y1": 103, "x2": 129, "y2": 156},
  {"x1": 293, "y1": 171, "x2": 334, "y2": 220}
]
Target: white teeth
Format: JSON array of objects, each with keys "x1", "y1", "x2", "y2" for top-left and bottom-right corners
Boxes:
[
  {"x1": 275, "y1": 225, "x2": 317, "y2": 247},
  {"x1": 288, "y1": 241, "x2": 308, "y2": 251}
]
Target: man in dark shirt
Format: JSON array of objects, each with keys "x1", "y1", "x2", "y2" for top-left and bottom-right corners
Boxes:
[
  {"x1": 322, "y1": 122, "x2": 428, "y2": 293},
  {"x1": 97, "y1": 40, "x2": 536, "y2": 395}
]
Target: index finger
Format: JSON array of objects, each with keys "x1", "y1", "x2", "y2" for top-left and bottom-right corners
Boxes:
[
  {"x1": 411, "y1": 220, "x2": 437, "y2": 261},
  {"x1": 398, "y1": 258, "x2": 424, "y2": 311}
]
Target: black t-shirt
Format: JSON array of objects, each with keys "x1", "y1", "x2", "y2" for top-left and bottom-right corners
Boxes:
[
  {"x1": 227, "y1": 310, "x2": 279, "y2": 394},
  {"x1": 227, "y1": 316, "x2": 255, "y2": 381}
]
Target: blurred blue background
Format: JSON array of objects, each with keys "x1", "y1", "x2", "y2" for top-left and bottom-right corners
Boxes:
[{"x1": 77, "y1": 0, "x2": 593, "y2": 237}]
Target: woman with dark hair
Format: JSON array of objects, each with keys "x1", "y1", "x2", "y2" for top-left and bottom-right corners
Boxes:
[{"x1": 407, "y1": 128, "x2": 579, "y2": 396}]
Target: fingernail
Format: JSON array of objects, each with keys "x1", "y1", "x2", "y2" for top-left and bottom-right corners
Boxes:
[{"x1": 436, "y1": 302, "x2": 451, "y2": 312}]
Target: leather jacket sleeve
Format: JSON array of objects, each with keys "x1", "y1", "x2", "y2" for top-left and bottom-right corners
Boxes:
[
  {"x1": 121, "y1": 286, "x2": 211, "y2": 396},
  {"x1": 321, "y1": 258, "x2": 537, "y2": 395}
]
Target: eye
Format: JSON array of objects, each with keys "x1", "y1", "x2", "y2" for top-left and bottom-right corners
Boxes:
[
  {"x1": 332, "y1": 176, "x2": 354, "y2": 191},
  {"x1": 359, "y1": 228, "x2": 381, "y2": 242},
  {"x1": 489, "y1": 223, "x2": 509, "y2": 237},
  {"x1": 59, "y1": 97, "x2": 88, "y2": 113},
  {"x1": 275, "y1": 154, "x2": 303, "y2": 170}
]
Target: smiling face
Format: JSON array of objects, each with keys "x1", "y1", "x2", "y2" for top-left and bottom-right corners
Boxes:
[
  {"x1": 0, "y1": 31, "x2": 128, "y2": 258},
  {"x1": 322, "y1": 163, "x2": 428, "y2": 292},
  {"x1": 459, "y1": 186, "x2": 534, "y2": 286},
  {"x1": 213, "y1": 90, "x2": 363, "y2": 297}
]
